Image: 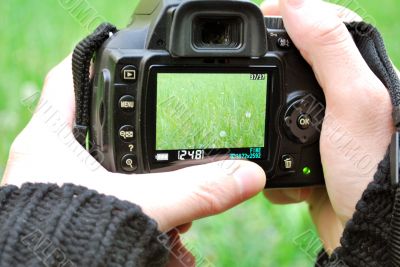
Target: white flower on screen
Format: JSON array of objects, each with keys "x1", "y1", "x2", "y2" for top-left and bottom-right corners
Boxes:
[
  {"x1": 245, "y1": 111, "x2": 251, "y2": 118},
  {"x1": 219, "y1": 131, "x2": 227, "y2": 138}
]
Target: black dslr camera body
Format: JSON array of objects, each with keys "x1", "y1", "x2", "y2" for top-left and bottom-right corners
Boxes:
[{"x1": 90, "y1": 0, "x2": 325, "y2": 188}]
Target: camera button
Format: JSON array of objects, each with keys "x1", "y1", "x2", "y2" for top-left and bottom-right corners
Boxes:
[
  {"x1": 119, "y1": 95, "x2": 135, "y2": 113},
  {"x1": 119, "y1": 125, "x2": 135, "y2": 143},
  {"x1": 121, "y1": 154, "x2": 137, "y2": 172},
  {"x1": 280, "y1": 154, "x2": 295, "y2": 171},
  {"x1": 121, "y1": 65, "x2": 137, "y2": 82},
  {"x1": 297, "y1": 114, "x2": 312, "y2": 130},
  {"x1": 277, "y1": 37, "x2": 291, "y2": 49},
  {"x1": 284, "y1": 97, "x2": 324, "y2": 144}
]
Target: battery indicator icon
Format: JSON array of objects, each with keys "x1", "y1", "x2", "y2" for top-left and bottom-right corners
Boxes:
[{"x1": 155, "y1": 153, "x2": 169, "y2": 161}]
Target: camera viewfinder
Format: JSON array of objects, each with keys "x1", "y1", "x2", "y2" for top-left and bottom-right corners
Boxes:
[{"x1": 193, "y1": 17, "x2": 242, "y2": 49}]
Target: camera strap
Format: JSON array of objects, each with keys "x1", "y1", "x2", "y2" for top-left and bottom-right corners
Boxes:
[
  {"x1": 72, "y1": 23, "x2": 118, "y2": 146},
  {"x1": 346, "y1": 22, "x2": 400, "y2": 267}
]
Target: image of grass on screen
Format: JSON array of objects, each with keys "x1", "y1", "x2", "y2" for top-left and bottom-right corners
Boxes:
[{"x1": 156, "y1": 73, "x2": 268, "y2": 150}]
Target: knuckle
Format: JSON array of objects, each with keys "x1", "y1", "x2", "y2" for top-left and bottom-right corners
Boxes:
[
  {"x1": 291, "y1": 19, "x2": 351, "y2": 59},
  {"x1": 338, "y1": 8, "x2": 362, "y2": 22},
  {"x1": 327, "y1": 3, "x2": 363, "y2": 22},
  {"x1": 311, "y1": 20, "x2": 349, "y2": 48}
]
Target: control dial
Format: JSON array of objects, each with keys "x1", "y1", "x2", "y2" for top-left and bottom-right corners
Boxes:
[{"x1": 283, "y1": 96, "x2": 325, "y2": 144}]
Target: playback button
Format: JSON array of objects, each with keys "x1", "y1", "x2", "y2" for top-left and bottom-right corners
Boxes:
[
  {"x1": 121, "y1": 65, "x2": 137, "y2": 82},
  {"x1": 121, "y1": 154, "x2": 137, "y2": 172}
]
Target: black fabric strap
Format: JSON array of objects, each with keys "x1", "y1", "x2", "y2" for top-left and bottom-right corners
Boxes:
[
  {"x1": 345, "y1": 22, "x2": 400, "y2": 107},
  {"x1": 72, "y1": 23, "x2": 118, "y2": 146}
]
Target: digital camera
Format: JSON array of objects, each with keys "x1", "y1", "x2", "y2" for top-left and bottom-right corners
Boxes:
[{"x1": 90, "y1": 0, "x2": 326, "y2": 188}]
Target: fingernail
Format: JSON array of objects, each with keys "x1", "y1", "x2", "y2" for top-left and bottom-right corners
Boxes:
[{"x1": 233, "y1": 162, "x2": 266, "y2": 199}]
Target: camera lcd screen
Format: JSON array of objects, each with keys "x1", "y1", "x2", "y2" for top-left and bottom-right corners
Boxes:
[{"x1": 154, "y1": 72, "x2": 268, "y2": 162}]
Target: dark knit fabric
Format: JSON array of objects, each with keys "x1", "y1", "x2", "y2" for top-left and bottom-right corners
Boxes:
[
  {"x1": 320, "y1": 153, "x2": 393, "y2": 267},
  {"x1": 315, "y1": 249, "x2": 330, "y2": 267},
  {"x1": 0, "y1": 183, "x2": 169, "y2": 267},
  {"x1": 316, "y1": 23, "x2": 400, "y2": 267}
]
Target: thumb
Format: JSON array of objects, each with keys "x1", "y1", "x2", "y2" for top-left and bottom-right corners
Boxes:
[
  {"x1": 145, "y1": 160, "x2": 266, "y2": 232},
  {"x1": 260, "y1": 0, "x2": 280, "y2": 16},
  {"x1": 279, "y1": 0, "x2": 385, "y2": 103}
]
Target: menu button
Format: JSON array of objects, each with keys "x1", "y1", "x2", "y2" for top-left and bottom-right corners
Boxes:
[{"x1": 119, "y1": 95, "x2": 135, "y2": 113}]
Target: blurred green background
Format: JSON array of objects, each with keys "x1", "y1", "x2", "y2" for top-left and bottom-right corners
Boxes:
[{"x1": 0, "y1": 0, "x2": 398, "y2": 266}]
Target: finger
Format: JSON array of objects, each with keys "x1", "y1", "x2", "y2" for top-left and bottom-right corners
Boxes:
[
  {"x1": 166, "y1": 230, "x2": 196, "y2": 267},
  {"x1": 324, "y1": 2, "x2": 362, "y2": 22},
  {"x1": 260, "y1": 0, "x2": 280, "y2": 16},
  {"x1": 31, "y1": 55, "x2": 75, "y2": 130},
  {"x1": 263, "y1": 188, "x2": 312, "y2": 204},
  {"x1": 263, "y1": 189, "x2": 297, "y2": 204},
  {"x1": 307, "y1": 188, "x2": 343, "y2": 252},
  {"x1": 261, "y1": 0, "x2": 362, "y2": 22},
  {"x1": 279, "y1": 0, "x2": 386, "y2": 104},
  {"x1": 143, "y1": 160, "x2": 266, "y2": 231},
  {"x1": 176, "y1": 222, "x2": 193, "y2": 234}
]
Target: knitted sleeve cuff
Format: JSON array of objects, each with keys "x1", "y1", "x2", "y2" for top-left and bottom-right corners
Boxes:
[
  {"x1": 0, "y1": 183, "x2": 170, "y2": 267},
  {"x1": 316, "y1": 152, "x2": 394, "y2": 267}
]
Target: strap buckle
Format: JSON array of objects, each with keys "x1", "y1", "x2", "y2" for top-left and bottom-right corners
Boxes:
[{"x1": 390, "y1": 105, "x2": 400, "y2": 185}]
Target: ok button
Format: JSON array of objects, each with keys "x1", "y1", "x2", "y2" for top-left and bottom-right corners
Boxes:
[
  {"x1": 297, "y1": 114, "x2": 312, "y2": 130},
  {"x1": 119, "y1": 125, "x2": 135, "y2": 142}
]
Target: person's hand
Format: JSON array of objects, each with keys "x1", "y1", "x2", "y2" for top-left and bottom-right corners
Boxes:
[
  {"x1": 261, "y1": 0, "x2": 394, "y2": 252},
  {"x1": 2, "y1": 55, "x2": 266, "y2": 265}
]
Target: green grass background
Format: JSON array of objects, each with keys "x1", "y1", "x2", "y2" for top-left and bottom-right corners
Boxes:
[
  {"x1": 0, "y1": 0, "x2": 399, "y2": 266},
  {"x1": 156, "y1": 73, "x2": 267, "y2": 150}
]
